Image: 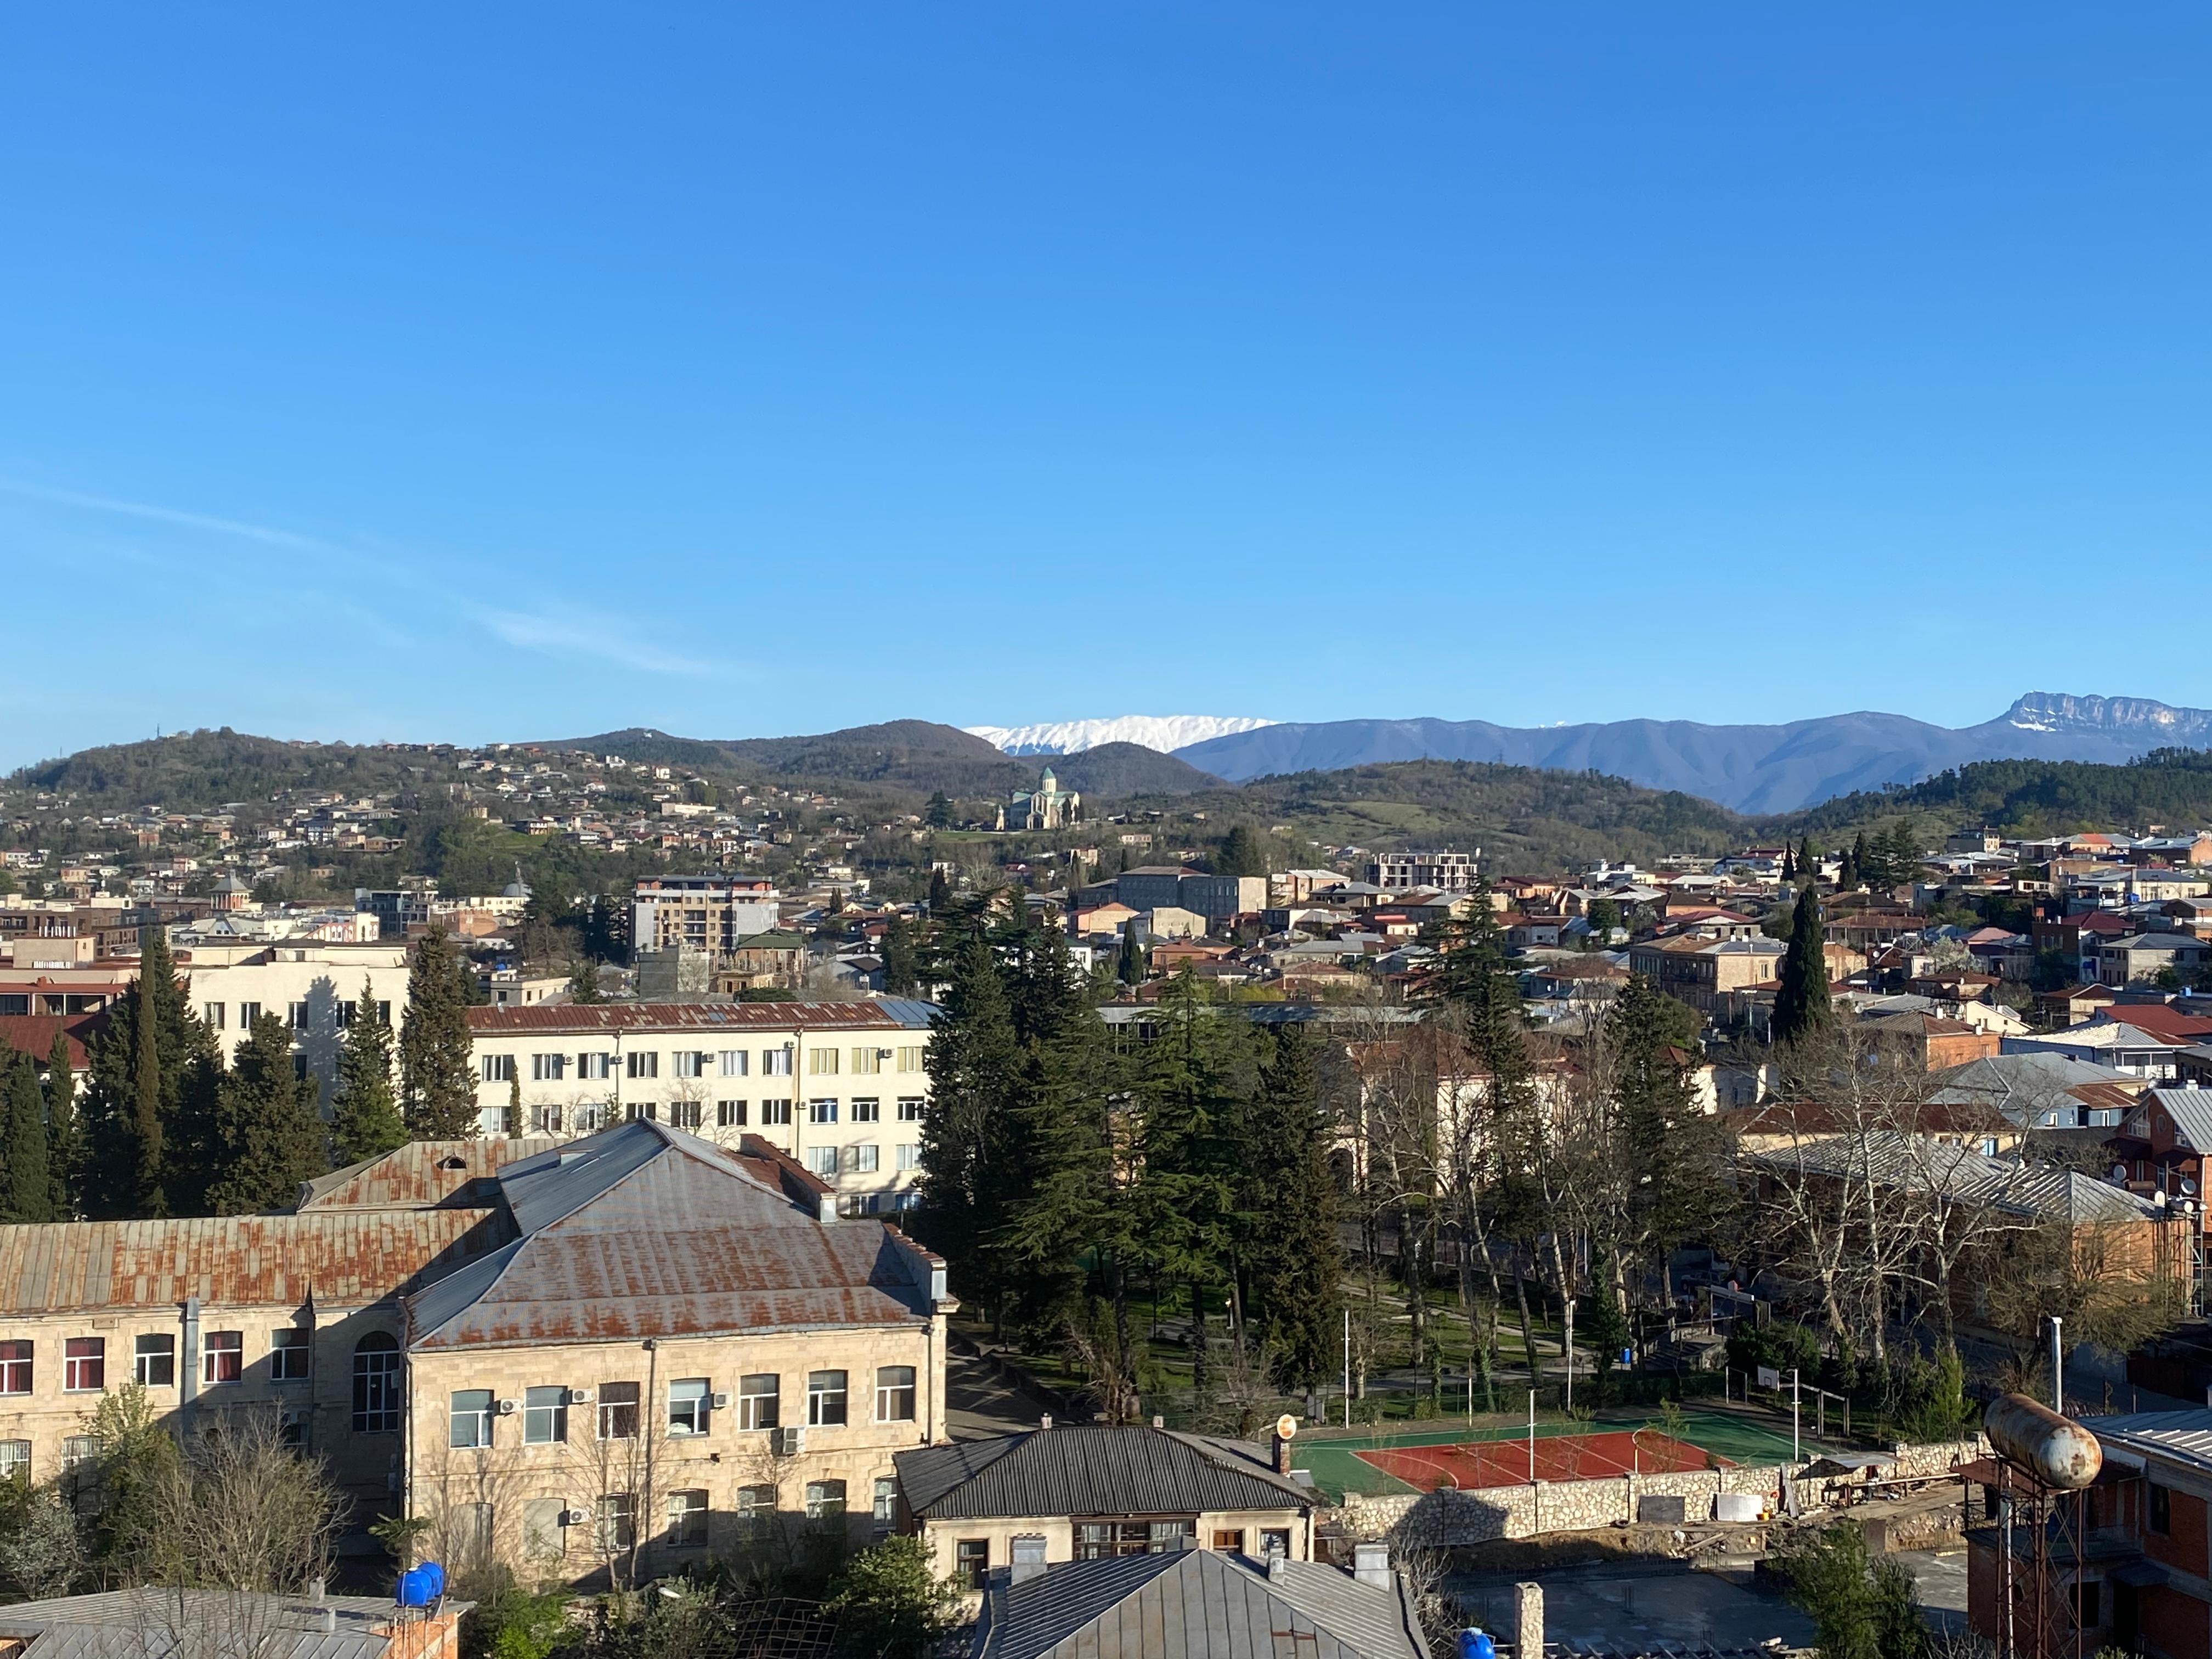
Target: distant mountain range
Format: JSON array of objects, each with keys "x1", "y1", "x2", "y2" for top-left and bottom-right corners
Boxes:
[
  {"x1": 965, "y1": 714, "x2": 1274, "y2": 755},
  {"x1": 1166, "y1": 693, "x2": 2212, "y2": 813}
]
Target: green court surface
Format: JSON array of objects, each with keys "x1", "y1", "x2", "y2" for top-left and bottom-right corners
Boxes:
[{"x1": 1294, "y1": 1408, "x2": 1827, "y2": 1500}]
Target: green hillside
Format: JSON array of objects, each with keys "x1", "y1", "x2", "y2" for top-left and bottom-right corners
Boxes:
[{"x1": 1779, "y1": 747, "x2": 2212, "y2": 840}]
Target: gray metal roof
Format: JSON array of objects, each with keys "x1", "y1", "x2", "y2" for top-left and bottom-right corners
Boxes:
[
  {"x1": 2142, "y1": 1088, "x2": 2212, "y2": 1154},
  {"x1": 406, "y1": 1120, "x2": 940, "y2": 1351},
  {"x1": 1742, "y1": 1132, "x2": 2162, "y2": 1224},
  {"x1": 0, "y1": 1589, "x2": 456, "y2": 1659},
  {"x1": 972, "y1": 1548, "x2": 1423, "y2": 1659},
  {"x1": 896, "y1": 1426, "x2": 1313, "y2": 1521}
]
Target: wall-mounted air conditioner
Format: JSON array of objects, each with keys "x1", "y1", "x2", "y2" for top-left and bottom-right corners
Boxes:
[
  {"x1": 495, "y1": 1398, "x2": 518, "y2": 1415},
  {"x1": 567, "y1": 1387, "x2": 594, "y2": 1404},
  {"x1": 710, "y1": 1392, "x2": 731, "y2": 1410}
]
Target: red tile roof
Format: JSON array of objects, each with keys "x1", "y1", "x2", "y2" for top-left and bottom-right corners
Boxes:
[
  {"x1": 465, "y1": 1000, "x2": 924, "y2": 1035},
  {"x1": 0, "y1": 1013, "x2": 106, "y2": 1071}
]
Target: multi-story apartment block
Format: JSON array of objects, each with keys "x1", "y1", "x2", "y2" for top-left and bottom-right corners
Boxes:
[
  {"x1": 465, "y1": 1000, "x2": 937, "y2": 1214},
  {"x1": 629, "y1": 874, "x2": 781, "y2": 960},
  {"x1": 0, "y1": 1124, "x2": 953, "y2": 1585},
  {"x1": 1365, "y1": 850, "x2": 1480, "y2": 893},
  {"x1": 182, "y1": 940, "x2": 414, "y2": 1099}
]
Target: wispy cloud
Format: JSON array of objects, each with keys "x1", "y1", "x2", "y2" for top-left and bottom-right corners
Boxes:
[{"x1": 0, "y1": 477, "x2": 741, "y2": 679}]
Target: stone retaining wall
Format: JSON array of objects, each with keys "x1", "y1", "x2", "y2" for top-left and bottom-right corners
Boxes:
[{"x1": 1331, "y1": 1436, "x2": 1987, "y2": 1548}]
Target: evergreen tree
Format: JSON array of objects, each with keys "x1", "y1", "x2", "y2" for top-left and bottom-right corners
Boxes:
[
  {"x1": 1611, "y1": 975, "x2": 1730, "y2": 1296},
  {"x1": 399, "y1": 929, "x2": 481, "y2": 1138},
  {"x1": 204, "y1": 1012, "x2": 327, "y2": 1215},
  {"x1": 911, "y1": 926, "x2": 1023, "y2": 1307},
  {"x1": 1772, "y1": 884, "x2": 1836, "y2": 1045},
  {"x1": 44, "y1": 1031, "x2": 81, "y2": 1221},
  {"x1": 924, "y1": 792, "x2": 955, "y2": 830},
  {"x1": 1244, "y1": 1024, "x2": 1342, "y2": 1391},
  {"x1": 926, "y1": 869, "x2": 952, "y2": 913},
  {"x1": 1216, "y1": 825, "x2": 1267, "y2": 879},
  {"x1": 1847, "y1": 830, "x2": 1871, "y2": 889},
  {"x1": 1780, "y1": 845, "x2": 1796, "y2": 882},
  {"x1": 1115, "y1": 926, "x2": 1147, "y2": 986},
  {"x1": 332, "y1": 979, "x2": 407, "y2": 1164},
  {"x1": 569, "y1": 956, "x2": 604, "y2": 1003},
  {"x1": 881, "y1": 912, "x2": 919, "y2": 997},
  {"x1": 84, "y1": 929, "x2": 214, "y2": 1218},
  {"x1": 0, "y1": 1053, "x2": 54, "y2": 1222}
]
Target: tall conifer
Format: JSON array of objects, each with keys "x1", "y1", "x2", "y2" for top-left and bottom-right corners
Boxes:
[
  {"x1": 0, "y1": 1054, "x2": 53, "y2": 1222},
  {"x1": 44, "y1": 1032, "x2": 80, "y2": 1220},
  {"x1": 204, "y1": 1012, "x2": 327, "y2": 1215},
  {"x1": 399, "y1": 929, "x2": 480, "y2": 1138},
  {"x1": 1244, "y1": 1024, "x2": 1342, "y2": 1391},
  {"x1": 1773, "y1": 884, "x2": 1835, "y2": 1045},
  {"x1": 332, "y1": 978, "x2": 407, "y2": 1164}
]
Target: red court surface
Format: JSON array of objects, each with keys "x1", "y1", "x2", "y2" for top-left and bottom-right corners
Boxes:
[{"x1": 1355, "y1": 1430, "x2": 1734, "y2": 1492}]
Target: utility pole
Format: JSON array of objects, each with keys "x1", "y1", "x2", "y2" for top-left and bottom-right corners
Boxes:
[
  {"x1": 1343, "y1": 1308, "x2": 1351, "y2": 1430},
  {"x1": 2050, "y1": 1315, "x2": 2064, "y2": 1415},
  {"x1": 1791, "y1": 1368, "x2": 1801, "y2": 1461},
  {"x1": 1564, "y1": 1298, "x2": 1576, "y2": 1415},
  {"x1": 1527, "y1": 1390, "x2": 1536, "y2": 1483}
]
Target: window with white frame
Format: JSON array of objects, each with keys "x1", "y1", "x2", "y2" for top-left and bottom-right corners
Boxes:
[
  {"x1": 806, "y1": 1146, "x2": 839, "y2": 1178},
  {"x1": 204, "y1": 1002, "x2": 227, "y2": 1030},
  {"x1": 531, "y1": 1104, "x2": 565, "y2": 1134},
  {"x1": 627, "y1": 1051, "x2": 658, "y2": 1079},
  {"x1": 667, "y1": 1378, "x2": 710, "y2": 1436},
  {"x1": 667, "y1": 1488, "x2": 708, "y2": 1547},
  {"x1": 898, "y1": 1097, "x2": 925, "y2": 1121},
  {"x1": 524, "y1": 1385, "x2": 567, "y2": 1444},
  {"x1": 717, "y1": 1100, "x2": 747, "y2": 1127},
  {"x1": 202, "y1": 1331, "x2": 243, "y2": 1385},
  {"x1": 896, "y1": 1047, "x2": 924, "y2": 1072},
  {"x1": 848, "y1": 1144, "x2": 879, "y2": 1174},
  {"x1": 270, "y1": 1328, "x2": 311, "y2": 1381},
  {"x1": 739, "y1": 1373, "x2": 780, "y2": 1430},
  {"x1": 718, "y1": 1050, "x2": 748, "y2": 1077},
  {"x1": 896, "y1": 1144, "x2": 920, "y2": 1172},
  {"x1": 134, "y1": 1334, "x2": 175, "y2": 1386},
  {"x1": 850, "y1": 1047, "x2": 881, "y2": 1075},
  {"x1": 0, "y1": 1442, "x2": 26, "y2": 1482},
  {"x1": 596, "y1": 1493, "x2": 635, "y2": 1553},
  {"x1": 737, "y1": 1485, "x2": 775, "y2": 1538},
  {"x1": 851, "y1": 1098, "x2": 880, "y2": 1123},
  {"x1": 532, "y1": 1053, "x2": 567, "y2": 1081},
  {"x1": 810, "y1": 1098, "x2": 838, "y2": 1124},
  {"x1": 674, "y1": 1051, "x2": 706, "y2": 1079},
  {"x1": 805, "y1": 1479, "x2": 847, "y2": 1521},
  {"x1": 450, "y1": 1389, "x2": 494, "y2": 1449},
  {"x1": 808, "y1": 1049, "x2": 838, "y2": 1076},
  {"x1": 64, "y1": 1338, "x2": 104, "y2": 1391},
  {"x1": 873, "y1": 1476, "x2": 898, "y2": 1531},
  {"x1": 761, "y1": 1099, "x2": 793, "y2": 1126},
  {"x1": 481, "y1": 1054, "x2": 516, "y2": 1084},
  {"x1": 807, "y1": 1370, "x2": 848, "y2": 1426},
  {"x1": 874, "y1": 1365, "x2": 916, "y2": 1423},
  {"x1": 579, "y1": 1053, "x2": 614, "y2": 1080},
  {"x1": 764, "y1": 1049, "x2": 793, "y2": 1076},
  {"x1": 668, "y1": 1099, "x2": 702, "y2": 1128}
]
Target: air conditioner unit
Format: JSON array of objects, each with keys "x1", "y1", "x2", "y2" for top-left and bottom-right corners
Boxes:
[
  {"x1": 557, "y1": 1509, "x2": 587, "y2": 1530},
  {"x1": 773, "y1": 1426, "x2": 805, "y2": 1456},
  {"x1": 495, "y1": 1398, "x2": 518, "y2": 1415},
  {"x1": 567, "y1": 1387, "x2": 594, "y2": 1404},
  {"x1": 710, "y1": 1392, "x2": 731, "y2": 1410},
  {"x1": 877, "y1": 1049, "x2": 893, "y2": 1061}
]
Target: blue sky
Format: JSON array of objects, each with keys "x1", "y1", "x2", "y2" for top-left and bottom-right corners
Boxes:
[{"x1": 4, "y1": 5, "x2": 2209, "y2": 769}]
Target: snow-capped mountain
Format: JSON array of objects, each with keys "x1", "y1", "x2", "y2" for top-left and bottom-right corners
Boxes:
[{"x1": 966, "y1": 714, "x2": 1276, "y2": 756}]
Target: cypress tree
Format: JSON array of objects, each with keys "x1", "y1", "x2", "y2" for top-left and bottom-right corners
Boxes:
[
  {"x1": 44, "y1": 1032, "x2": 80, "y2": 1220},
  {"x1": 1115, "y1": 926, "x2": 1147, "y2": 987},
  {"x1": 926, "y1": 869, "x2": 951, "y2": 914},
  {"x1": 84, "y1": 928, "x2": 213, "y2": 1218},
  {"x1": 399, "y1": 928, "x2": 481, "y2": 1138},
  {"x1": 1773, "y1": 884, "x2": 1836, "y2": 1045},
  {"x1": 1780, "y1": 845, "x2": 1796, "y2": 882},
  {"x1": 880, "y1": 912, "x2": 919, "y2": 997},
  {"x1": 332, "y1": 978, "x2": 407, "y2": 1164},
  {"x1": 204, "y1": 1011, "x2": 328, "y2": 1215},
  {"x1": 1848, "y1": 831, "x2": 1871, "y2": 889},
  {"x1": 1244, "y1": 1024, "x2": 1342, "y2": 1392},
  {"x1": 131, "y1": 946, "x2": 165, "y2": 1213},
  {"x1": 1, "y1": 1053, "x2": 54, "y2": 1222}
]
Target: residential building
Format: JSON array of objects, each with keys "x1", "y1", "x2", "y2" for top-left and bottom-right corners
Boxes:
[
  {"x1": 1365, "y1": 849, "x2": 1479, "y2": 893},
  {"x1": 1626, "y1": 935, "x2": 1790, "y2": 1018},
  {"x1": 464, "y1": 1000, "x2": 938, "y2": 1212},
  {"x1": 2099, "y1": 933, "x2": 2212, "y2": 989},
  {"x1": 629, "y1": 874, "x2": 782, "y2": 961},
  {"x1": 179, "y1": 940, "x2": 413, "y2": 1099},
  {"x1": 2004, "y1": 1023, "x2": 2192, "y2": 1082}
]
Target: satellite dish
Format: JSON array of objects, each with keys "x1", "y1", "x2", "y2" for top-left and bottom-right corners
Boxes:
[
  {"x1": 2112, "y1": 1165, "x2": 2130, "y2": 1183},
  {"x1": 1274, "y1": 1413, "x2": 1299, "y2": 1442}
]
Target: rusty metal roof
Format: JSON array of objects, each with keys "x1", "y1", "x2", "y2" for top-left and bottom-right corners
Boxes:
[
  {"x1": 464, "y1": 998, "x2": 938, "y2": 1036},
  {"x1": 0, "y1": 1209, "x2": 504, "y2": 1313},
  {"x1": 297, "y1": 1137, "x2": 561, "y2": 1211},
  {"x1": 406, "y1": 1120, "x2": 940, "y2": 1350}
]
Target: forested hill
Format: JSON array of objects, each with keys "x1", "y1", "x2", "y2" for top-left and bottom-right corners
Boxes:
[
  {"x1": 10, "y1": 729, "x2": 432, "y2": 810},
  {"x1": 1779, "y1": 748, "x2": 2212, "y2": 839}
]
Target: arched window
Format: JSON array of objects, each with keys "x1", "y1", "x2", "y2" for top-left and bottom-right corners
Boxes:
[{"x1": 352, "y1": 1333, "x2": 400, "y2": 1434}]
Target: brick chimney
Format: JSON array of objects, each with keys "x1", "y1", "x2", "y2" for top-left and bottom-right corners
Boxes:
[{"x1": 1272, "y1": 1431, "x2": 1293, "y2": 1476}]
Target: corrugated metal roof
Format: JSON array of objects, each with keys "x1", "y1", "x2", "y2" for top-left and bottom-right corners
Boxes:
[
  {"x1": 0, "y1": 1209, "x2": 502, "y2": 1313},
  {"x1": 406, "y1": 1120, "x2": 936, "y2": 1350},
  {"x1": 464, "y1": 999, "x2": 938, "y2": 1035},
  {"x1": 0, "y1": 1588, "x2": 450, "y2": 1659},
  {"x1": 2087, "y1": 1409, "x2": 2212, "y2": 1472},
  {"x1": 896, "y1": 1426, "x2": 1314, "y2": 1521},
  {"x1": 2144, "y1": 1088, "x2": 2212, "y2": 1155},
  {"x1": 298, "y1": 1138, "x2": 560, "y2": 1211},
  {"x1": 1744, "y1": 1132, "x2": 2163, "y2": 1224},
  {"x1": 974, "y1": 1549, "x2": 1422, "y2": 1659}
]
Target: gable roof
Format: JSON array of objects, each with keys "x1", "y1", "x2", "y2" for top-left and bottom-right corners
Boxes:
[
  {"x1": 2137, "y1": 1088, "x2": 2212, "y2": 1154},
  {"x1": 298, "y1": 1138, "x2": 560, "y2": 1211},
  {"x1": 897, "y1": 1426, "x2": 1314, "y2": 1521},
  {"x1": 972, "y1": 1549, "x2": 1422, "y2": 1659},
  {"x1": 405, "y1": 1119, "x2": 944, "y2": 1351},
  {"x1": 464, "y1": 999, "x2": 939, "y2": 1036}
]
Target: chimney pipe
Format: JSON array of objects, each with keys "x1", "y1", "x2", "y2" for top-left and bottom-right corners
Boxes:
[
  {"x1": 1273, "y1": 1432, "x2": 1293, "y2": 1476},
  {"x1": 1039, "y1": 1414, "x2": 1052, "y2": 1431},
  {"x1": 1351, "y1": 1543, "x2": 1391, "y2": 1590}
]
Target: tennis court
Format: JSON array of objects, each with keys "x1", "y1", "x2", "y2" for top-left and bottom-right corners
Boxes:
[{"x1": 1357, "y1": 1429, "x2": 1728, "y2": 1492}]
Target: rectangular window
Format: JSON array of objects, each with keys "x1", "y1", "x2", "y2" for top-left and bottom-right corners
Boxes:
[
  {"x1": 0, "y1": 1442, "x2": 26, "y2": 1482},
  {"x1": 64, "y1": 1337, "x2": 105, "y2": 1391},
  {"x1": 810, "y1": 1098, "x2": 838, "y2": 1124},
  {"x1": 717, "y1": 1100, "x2": 748, "y2": 1127},
  {"x1": 667, "y1": 1488, "x2": 708, "y2": 1548},
  {"x1": 807, "y1": 1370, "x2": 848, "y2": 1427},
  {"x1": 874, "y1": 1365, "x2": 916, "y2": 1423},
  {"x1": 580, "y1": 1053, "x2": 614, "y2": 1080},
  {"x1": 596, "y1": 1493, "x2": 635, "y2": 1554},
  {"x1": 739, "y1": 1374, "x2": 780, "y2": 1431},
  {"x1": 240, "y1": 1001, "x2": 261, "y2": 1027},
  {"x1": 718, "y1": 1050, "x2": 748, "y2": 1077},
  {"x1": 62, "y1": 1435, "x2": 98, "y2": 1472},
  {"x1": 523, "y1": 1498, "x2": 566, "y2": 1564},
  {"x1": 532, "y1": 1053, "x2": 567, "y2": 1081},
  {"x1": 896, "y1": 1144, "x2": 921, "y2": 1172},
  {"x1": 624, "y1": 1101, "x2": 658, "y2": 1122},
  {"x1": 278, "y1": 1409, "x2": 309, "y2": 1450},
  {"x1": 957, "y1": 1539, "x2": 989, "y2": 1589},
  {"x1": 673, "y1": 1051, "x2": 704, "y2": 1079},
  {"x1": 873, "y1": 1476, "x2": 898, "y2": 1530},
  {"x1": 1212, "y1": 1528, "x2": 1245, "y2": 1553},
  {"x1": 761, "y1": 1099, "x2": 793, "y2": 1126},
  {"x1": 851, "y1": 1047, "x2": 881, "y2": 1075},
  {"x1": 531, "y1": 1104, "x2": 564, "y2": 1134},
  {"x1": 764, "y1": 1049, "x2": 793, "y2": 1076},
  {"x1": 202, "y1": 1331, "x2": 242, "y2": 1385},
  {"x1": 627, "y1": 1052, "x2": 658, "y2": 1079},
  {"x1": 849, "y1": 1144, "x2": 879, "y2": 1174},
  {"x1": 1260, "y1": 1528, "x2": 1291, "y2": 1558},
  {"x1": 668, "y1": 1378, "x2": 710, "y2": 1436},
  {"x1": 204, "y1": 1002, "x2": 227, "y2": 1030},
  {"x1": 524, "y1": 1385, "x2": 568, "y2": 1444},
  {"x1": 898, "y1": 1097, "x2": 924, "y2": 1121},
  {"x1": 450, "y1": 1389, "x2": 494, "y2": 1449},
  {"x1": 851, "y1": 1098, "x2": 881, "y2": 1123},
  {"x1": 897, "y1": 1047, "x2": 925, "y2": 1073},
  {"x1": 737, "y1": 1484, "x2": 775, "y2": 1539},
  {"x1": 808, "y1": 1049, "x2": 838, "y2": 1075},
  {"x1": 805, "y1": 1479, "x2": 847, "y2": 1521},
  {"x1": 270, "y1": 1328, "x2": 311, "y2": 1381},
  {"x1": 134, "y1": 1334, "x2": 176, "y2": 1387},
  {"x1": 2152, "y1": 1482, "x2": 2172, "y2": 1535},
  {"x1": 481, "y1": 1054, "x2": 516, "y2": 1084},
  {"x1": 599, "y1": 1381, "x2": 641, "y2": 1440},
  {"x1": 288, "y1": 1001, "x2": 311, "y2": 1030},
  {"x1": 668, "y1": 1099, "x2": 702, "y2": 1128},
  {"x1": 337, "y1": 1001, "x2": 357, "y2": 1029},
  {"x1": 807, "y1": 1146, "x2": 839, "y2": 1178}
]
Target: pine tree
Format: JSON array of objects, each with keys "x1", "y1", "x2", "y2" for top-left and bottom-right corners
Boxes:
[
  {"x1": 131, "y1": 945, "x2": 165, "y2": 1211},
  {"x1": 1216, "y1": 825, "x2": 1267, "y2": 879},
  {"x1": 911, "y1": 926, "x2": 1023, "y2": 1307},
  {"x1": 204, "y1": 1012, "x2": 328, "y2": 1215},
  {"x1": 924, "y1": 792, "x2": 955, "y2": 830},
  {"x1": 1772, "y1": 884, "x2": 1836, "y2": 1045},
  {"x1": 926, "y1": 868, "x2": 951, "y2": 914},
  {"x1": 881, "y1": 912, "x2": 919, "y2": 997},
  {"x1": 399, "y1": 929, "x2": 481, "y2": 1138},
  {"x1": 1115, "y1": 926, "x2": 1147, "y2": 986},
  {"x1": 332, "y1": 979, "x2": 407, "y2": 1164},
  {"x1": 0, "y1": 1053, "x2": 54, "y2": 1222},
  {"x1": 1611, "y1": 975, "x2": 1730, "y2": 1296},
  {"x1": 43, "y1": 1032, "x2": 81, "y2": 1220},
  {"x1": 1244, "y1": 1024, "x2": 1342, "y2": 1391},
  {"x1": 570, "y1": 956, "x2": 603, "y2": 1003}
]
